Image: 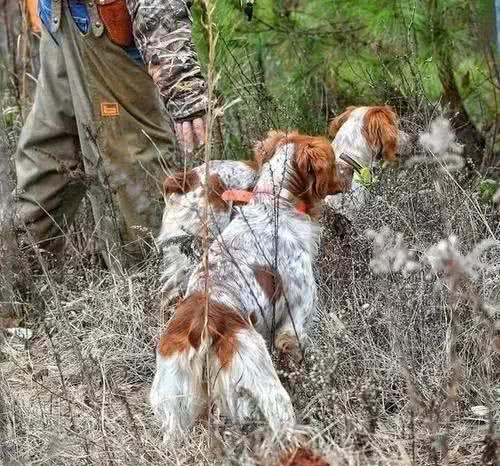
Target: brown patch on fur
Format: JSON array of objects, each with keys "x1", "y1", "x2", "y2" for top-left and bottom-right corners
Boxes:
[
  {"x1": 253, "y1": 265, "x2": 283, "y2": 304},
  {"x1": 206, "y1": 174, "x2": 229, "y2": 212},
  {"x1": 163, "y1": 169, "x2": 200, "y2": 194},
  {"x1": 158, "y1": 293, "x2": 248, "y2": 369},
  {"x1": 328, "y1": 106, "x2": 356, "y2": 138},
  {"x1": 243, "y1": 159, "x2": 259, "y2": 171},
  {"x1": 278, "y1": 447, "x2": 332, "y2": 466},
  {"x1": 282, "y1": 134, "x2": 343, "y2": 215},
  {"x1": 362, "y1": 105, "x2": 399, "y2": 162},
  {"x1": 292, "y1": 134, "x2": 339, "y2": 198},
  {"x1": 254, "y1": 130, "x2": 291, "y2": 167}
]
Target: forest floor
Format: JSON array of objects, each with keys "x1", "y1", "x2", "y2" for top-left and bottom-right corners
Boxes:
[{"x1": 1, "y1": 117, "x2": 499, "y2": 466}]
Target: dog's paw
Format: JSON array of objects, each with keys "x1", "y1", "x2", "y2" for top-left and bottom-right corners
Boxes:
[{"x1": 275, "y1": 332, "x2": 303, "y2": 364}]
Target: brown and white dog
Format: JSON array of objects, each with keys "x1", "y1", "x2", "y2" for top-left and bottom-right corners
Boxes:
[
  {"x1": 327, "y1": 105, "x2": 407, "y2": 216},
  {"x1": 157, "y1": 106, "x2": 406, "y2": 302},
  {"x1": 157, "y1": 134, "x2": 292, "y2": 303},
  {"x1": 158, "y1": 160, "x2": 258, "y2": 302},
  {"x1": 151, "y1": 132, "x2": 343, "y2": 439}
]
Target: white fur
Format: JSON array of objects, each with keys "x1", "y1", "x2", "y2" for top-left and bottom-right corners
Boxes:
[
  {"x1": 332, "y1": 107, "x2": 373, "y2": 168},
  {"x1": 150, "y1": 347, "x2": 207, "y2": 441},
  {"x1": 158, "y1": 161, "x2": 257, "y2": 303},
  {"x1": 152, "y1": 142, "x2": 329, "y2": 438},
  {"x1": 327, "y1": 106, "x2": 405, "y2": 217},
  {"x1": 210, "y1": 328, "x2": 295, "y2": 431}
]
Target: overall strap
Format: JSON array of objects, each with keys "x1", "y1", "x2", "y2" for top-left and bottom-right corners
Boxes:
[
  {"x1": 50, "y1": 0, "x2": 62, "y2": 32},
  {"x1": 86, "y1": 0, "x2": 105, "y2": 37}
]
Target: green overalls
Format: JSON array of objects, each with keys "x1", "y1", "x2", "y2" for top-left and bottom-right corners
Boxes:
[{"x1": 16, "y1": 4, "x2": 176, "y2": 270}]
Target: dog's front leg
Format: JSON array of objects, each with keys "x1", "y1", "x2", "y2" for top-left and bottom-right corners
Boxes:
[{"x1": 274, "y1": 273, "x2": 317, "y2": 363}]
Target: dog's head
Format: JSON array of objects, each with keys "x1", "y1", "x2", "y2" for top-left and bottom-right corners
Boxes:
[
  {"x1": 254, "y1": 131, "x2": 343, "y2": 208},
  {"x1": 290, "y1": 133, "x2": 342, "y2": 199},
  {"x1": 329, "y1": 105, "x2": 406, "y2": 162}
]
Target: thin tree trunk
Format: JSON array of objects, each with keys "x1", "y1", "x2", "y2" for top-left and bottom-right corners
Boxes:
[
  {"x1": 427, "y1": 0, "x2": 486, "y2": 164},
  {"x1": 437, "y1": 48, "x2": 486, "y2": 164},
  {"x1": 0, "y1": 127, "x2": 18, "y2": 323}
]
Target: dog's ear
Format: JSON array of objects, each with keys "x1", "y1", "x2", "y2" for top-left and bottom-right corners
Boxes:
[
  {"x1": 254, "y1": 130, "x2": 291, "y2": 167},
  {"x1": 163, "y1": 169, "x2": 200, "y2": 194},
  {"x1": 362, "y1": 105, "x2": 399, "y2": 162},
  {"x1": 295, "y1": 136, "x2": 338, "y2": 198},
  {"x1": 328, "y1": 106, "x2": 357, "y2": 138}
]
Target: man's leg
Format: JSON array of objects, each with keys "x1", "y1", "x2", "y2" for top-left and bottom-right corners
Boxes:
[
  {"x1": 15, "y1": 29, "x2": 86, "y2": 253},
  {"x1": 59, "y1": 10, "x2": 176, "y2": 269}
]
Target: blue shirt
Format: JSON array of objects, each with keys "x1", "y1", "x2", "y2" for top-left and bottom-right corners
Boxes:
[{"x1": 39, "y1": 0, "x2": 143, "y2": 64}]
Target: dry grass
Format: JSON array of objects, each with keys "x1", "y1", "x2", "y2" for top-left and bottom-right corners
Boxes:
[
  {"x1": 2, "y1": 4, "x2": 499, "y2": 463},
  {"x1": 1, "y1": 109, "x2": 499, "y2": 465}
]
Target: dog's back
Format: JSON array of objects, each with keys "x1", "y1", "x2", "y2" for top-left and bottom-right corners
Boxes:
[
  {"x1": 151, "y1": 133, "x2": 341, "y2": 439},
  {"x1": 158, "y1": 160, "x2": 257, "y2": 303},
  {"x1": 186, "y1": 200, "x2": 319, "y2": 337}
]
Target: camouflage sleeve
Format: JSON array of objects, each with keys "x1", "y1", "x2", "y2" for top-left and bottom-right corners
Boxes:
[{"x1": 126, "y1": 0, "x2": 208, "y2": 121}]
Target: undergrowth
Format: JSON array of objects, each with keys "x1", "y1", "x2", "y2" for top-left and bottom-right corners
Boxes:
[{"x1": 1, "y1": 115, "x2": 499, "y2": 465}]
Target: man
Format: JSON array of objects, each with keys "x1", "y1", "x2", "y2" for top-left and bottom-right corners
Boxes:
[{"x1": 16, "y1": 0, "x2": 208, "y2": 270}]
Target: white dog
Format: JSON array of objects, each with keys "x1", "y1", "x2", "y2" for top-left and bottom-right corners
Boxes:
[
  {"x1": 158, "y1": 160, "x2": 258, "y2": 303},
  {"x1": 327, "y1": 105, "x2": 407, "y2": 217},
  {"x1": 151, "y1": 131, "x2": 343, "y2": 439}
]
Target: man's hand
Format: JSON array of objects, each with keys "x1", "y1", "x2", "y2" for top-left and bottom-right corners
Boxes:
[
  {"x1": 175, "y1": 117, "x2": 206, "y2": 153},
  {"x1": 149, "y1": 64, "x2": 207, "y2": 153}
]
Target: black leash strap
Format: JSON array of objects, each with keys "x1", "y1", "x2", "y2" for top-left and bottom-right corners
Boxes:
[{"x1": 339, "y1": 153, "x2": 364, "y2": 174}]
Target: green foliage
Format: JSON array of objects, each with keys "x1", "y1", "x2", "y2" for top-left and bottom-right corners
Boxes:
[
  {"x1": 355, "y1": 166, "x2": 378, "y2": 190},
  {"x1": 191, "y1": 0, "x2": 497, "y2": 160},
  {"x1": 479, "y1": 178, "x2": 499, "y2": 203}
]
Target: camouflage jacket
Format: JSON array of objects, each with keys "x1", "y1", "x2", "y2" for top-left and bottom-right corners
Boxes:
[{"x1": 126, "y1": 0, "x2": 208, "y2": 121}]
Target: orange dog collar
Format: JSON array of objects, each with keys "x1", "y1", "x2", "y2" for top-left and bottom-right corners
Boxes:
[
  {"x1": 221, "y1": 190, "x2": 254, "y2": 204},
  {"x1": 222, "y1": 190, "x2": 307, "y2": 214}
]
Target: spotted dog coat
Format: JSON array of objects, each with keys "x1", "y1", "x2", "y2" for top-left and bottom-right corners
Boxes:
[
  {"x1": 158, "y1": 160, "x2": 258, "y2": 303},
  {"x1": 151, "y1": 132, "x2": 343, "y2": 439},
  {"x1": 327, "y1": 105, "x2": 407, "y2": 217}
]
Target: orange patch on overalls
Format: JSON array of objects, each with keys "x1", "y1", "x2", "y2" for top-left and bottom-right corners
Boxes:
[{"x1": 100, "y1": 102, "x2": 120, "y2": 117}]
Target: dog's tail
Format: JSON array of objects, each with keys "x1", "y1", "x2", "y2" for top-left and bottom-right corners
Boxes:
[{"x1": 150, "y1": 293, "x2": 295, "y2": 439}]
